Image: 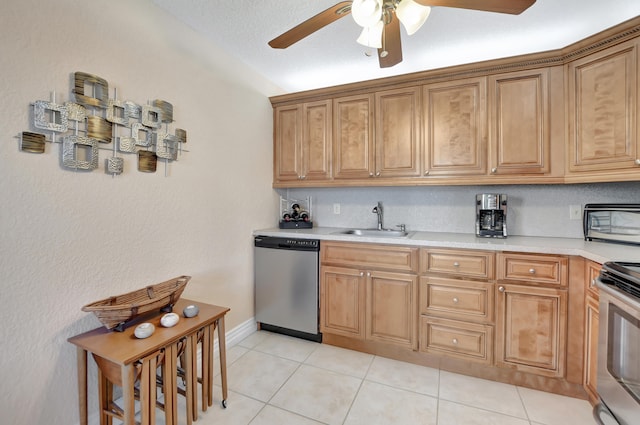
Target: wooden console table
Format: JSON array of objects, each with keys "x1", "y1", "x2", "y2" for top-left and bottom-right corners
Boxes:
[{"x1": 68, "y1": 299, "x2": 230, "y2": 425}]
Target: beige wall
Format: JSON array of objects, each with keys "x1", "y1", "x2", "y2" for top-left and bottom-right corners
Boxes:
[{"x1": 0, "y1": 1, "x2": 277, "y2": 424}]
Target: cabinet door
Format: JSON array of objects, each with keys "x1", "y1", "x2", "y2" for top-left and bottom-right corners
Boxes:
[
  {"x1": 301, "y1": 100, "x2": 332, "y2": 181},
  {"x1": 488, "y1": 69, "x2": 550, "y2": 175},
  {"x1": 333, "y1": 94, "x2": 375, "y2": 179},
  {"x1": 496, "y1": 284, "x2": 567, "y2": 377},
  {"x1": 274, "y1": 104, "x2": 302, "y2": 182},
  {"x1": 567, "y1": 39, "x2": 639, "y2": 173},
  {"x1": 375, "y1": 87, "x2": 421, "y2": 177},
  {"x1": 320, "y1": 266, "x2": 365, "y2": 339},
  {"x1": 366, "y1": 270, "x2": 417, "y2": 349},
  {"x1": 423, "y1": 77, "x2": 487, "y2": 176}
]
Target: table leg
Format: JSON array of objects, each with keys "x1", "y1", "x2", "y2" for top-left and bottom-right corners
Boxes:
[
  {"x1": 121, "y1": 363, "x2": 136, "y2": 425},
  {"x1": 217, "y1": 317, "x2": 228, "y2": 408},
  {"x1": 76, "y1": 347, "x2": 88, "y2": 425},
  {"x1": 148, "y1": 355, "x2": 157, "y2": 425},
  {"x1": 201, "y1": 326, "x2": 210, "y2": 412},
  {"x1": 140, "y1": 359, "x2": 151, "y2": 425},
  {"x1": 165, "y1": 342, "x2": 178, "y2": 425},
  {"x1": 184, "y1": 334, "x2": 195, "y2": 425}
]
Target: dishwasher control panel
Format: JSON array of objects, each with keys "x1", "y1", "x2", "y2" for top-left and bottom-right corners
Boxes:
[{"x1": 254, "y1": 236, "x2": 319, "y2": 251}]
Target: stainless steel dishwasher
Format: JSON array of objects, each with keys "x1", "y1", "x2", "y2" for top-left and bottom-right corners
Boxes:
[{"x1": 254, "y1": 236, "x2": 321, "y2": 342}]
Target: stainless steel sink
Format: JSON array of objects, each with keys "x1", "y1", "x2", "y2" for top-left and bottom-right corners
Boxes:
[{"x1": 337, "y1": 229, "x2": 410, "y2": 238}]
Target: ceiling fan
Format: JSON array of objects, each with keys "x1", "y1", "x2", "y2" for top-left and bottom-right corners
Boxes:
[{"x1": 268, "y1": 0, "x2": 536, "y2": 68}]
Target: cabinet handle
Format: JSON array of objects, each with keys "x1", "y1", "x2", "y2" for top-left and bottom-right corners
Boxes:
[
  {"x1": 452, "y1": 297, "x2": 459, "y2": 304},
  {"x1": 424, "y1": 171, "x2": 429, "y2": 175},
  {"x1": 591, "y1": 279, "x2": 596, "y2": 287},
  {"x1": 452, "y1": 338, "x2": 458, "y2": 345},
  {"x1": 491, "y1": 167, "x2": 497, "y2": 174},
  {"x1": 367, "y1": 272, "x2": 371, "y2": 277},
  {"x1": 376, "y1": 171, "x2": 381, "y2": 176},
  {"x1": 369, "y1": 172, "x2": 374, "y2": 177},
  {"x1": 360, "y1": 272, "x2": 364, "y2": 277},
  {"x1": 453, "y1": 262, "x2": 460, "y2": 267},
  {"x1": 498, "y1": 286, "x2": 505, "y2": 292},
  {"x1": 635, "y1": 159, "x2": 640, "y2": 165},
  {"x1": 300, "y1": 175, "x2": 306, "y2": 180},
  {"x1": 529, "y1": 268, "x2": 536, "y2": 274}
]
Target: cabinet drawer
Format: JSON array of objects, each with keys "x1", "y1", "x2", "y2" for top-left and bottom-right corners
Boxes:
[
  {"x1": 419, "y1": 277, "x2": 494, "y2": 323},
  {"x1": 497, "y1": 252, "x2": 568, "y2": 286},
  {"x1": 421, "y1": 249, "x2": 495, "y2": 279},
  {"x1": 419, "y1": 316, "x2": 493, "y2": 364},
  {"x1": 322, "y1": 242, "x2": 418, "y2": 273}
]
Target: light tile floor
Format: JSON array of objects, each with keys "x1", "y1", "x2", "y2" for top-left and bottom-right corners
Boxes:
[{"x1": 146, "y1": 330, "x2": 597, "y2": 425}]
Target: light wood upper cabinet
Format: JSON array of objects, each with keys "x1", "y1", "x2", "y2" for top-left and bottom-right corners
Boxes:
[
  {"x1": 567, "y1": 39, "x2": 640, "y2": 175},
  {"x1": 375, "y1": 87, "x2": 421, "y2": 178},
  {"x1": 274, "y1": 100, "x2": 332, "y2": 183},
  {"x1": 333, "y1": 94, "x2": 375, "y2": 179},
  {"x1": 274, "y1": 104, "x2": 301, "y2": 182},
  {"x1": 488, "y1": 69, "x2": 550, "y2": 175},
  {"x1": 423, "y1": 77, "x2": 487, "y2": 176}
]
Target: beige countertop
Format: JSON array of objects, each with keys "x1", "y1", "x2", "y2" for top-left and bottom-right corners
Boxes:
[{"x1": 253, "y1": 227, "x2": 640, "y2": 264}]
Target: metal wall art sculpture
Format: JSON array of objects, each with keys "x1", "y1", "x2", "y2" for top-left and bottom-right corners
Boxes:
[{"x1": 20, "y1": 71, "x2": 188, "y2": 176}]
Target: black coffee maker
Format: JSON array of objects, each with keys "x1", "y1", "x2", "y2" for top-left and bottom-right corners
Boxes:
[{"x1": 476, "y1": 194, "x2": 507, "y2": 238}]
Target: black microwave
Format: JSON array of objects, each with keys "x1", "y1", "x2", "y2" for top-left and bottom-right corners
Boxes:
[{"x1": 584, "y1": 204, "x2": 640, "y2": 246}]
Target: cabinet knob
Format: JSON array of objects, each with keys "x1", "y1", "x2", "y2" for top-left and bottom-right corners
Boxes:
[
  {"x1": 498, "y1": 286, "x2": 505, "y2": 292},
  {"x1": 300, "y1": 175, "x2": 306, "y2": 180},
  {"x1": 369, "y1": 172, "x2": 374, "y2": 177},
  {"x1": 453, "y1": 262, "x2": 460, "y2": 267},
  {"x1": 635, "y1": 159, "x2": 640, "y2": 165},
  {"x1": 491, "y1": 167, "x2": 497, "y2": 174},
  {"x1": 591, "y1": 279, "x2": 596, "y2": 287},
  {"x1": 452, "y1": 297, "x2": 459, "y2": 304},
  {"x1": 376, "y1": 171, "x2": 381, "y2": 176},
  {"x1": 360, "y1": 272, "x2": 364, "y2": 277},
  {"x1": 424, "y1": 171, "x2": 429, "y2": 175},
  {"x1": 529, "y1": 268, "x2": 536, "y2": 274},
  {"x1": 367, "y1": 272, "x2": 371, "y2": 277},
  {"x1": 452, "y1": 338, "x2": 458, "y2": 345}
]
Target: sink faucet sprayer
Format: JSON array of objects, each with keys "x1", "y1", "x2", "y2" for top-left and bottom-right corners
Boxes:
[{"x1": 372, "y1": 202, "x2": 384, "y2": 230}]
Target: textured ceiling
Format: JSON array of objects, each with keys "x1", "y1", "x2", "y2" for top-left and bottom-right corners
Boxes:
[{"x1": 152, "y1": 0, "x2": 640, "y2": 94}]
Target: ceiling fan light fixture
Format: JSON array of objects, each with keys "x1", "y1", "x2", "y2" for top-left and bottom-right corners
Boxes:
[
  {"x1": 351, "y1": 0, "x2": 384, "y2": 28},
  {"x1": 356, "y1": 20, "x2": 384, "y2": 49},
  {"x1": 395, "y1": 0, "x2": 431, "y2": 35}
]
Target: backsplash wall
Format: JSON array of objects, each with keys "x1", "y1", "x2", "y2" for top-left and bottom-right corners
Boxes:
[{"x1": 278, "y1": 182, "x2": 640, "y2": 239}]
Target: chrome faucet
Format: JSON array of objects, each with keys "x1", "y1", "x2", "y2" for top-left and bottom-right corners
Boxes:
[{"x1": 372, "y1": 202, "x2": 384, "y2": 230}]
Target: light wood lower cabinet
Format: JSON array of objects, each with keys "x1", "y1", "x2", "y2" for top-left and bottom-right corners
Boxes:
[
  {"x1": 420, "y1": 316, "x2": 493, "y2": 364},
  {"x1": 320, "y1": 242, "x2": 418, "y2": 350},
  {"x1": 320, "y1": 243, "x2": 587, "y2": 398},
  {"x1": 583, "y1": 260, "x2": 601, "y2": 403},
  {"x1": 495, "y1": 283, "x2": 567, "y2": 377},
  {"x1": 321, "y1": 265, "x2": 365, "y2": 339}
]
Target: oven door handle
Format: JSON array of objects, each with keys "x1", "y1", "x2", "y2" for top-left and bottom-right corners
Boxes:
[{"x1": 593, "y1": 403, "x2": 619, "y2": 425}]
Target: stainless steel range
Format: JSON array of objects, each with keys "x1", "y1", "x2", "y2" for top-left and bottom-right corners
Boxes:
[{"x1": 594, "y1": 262, "x2": 640, "y2": 425}]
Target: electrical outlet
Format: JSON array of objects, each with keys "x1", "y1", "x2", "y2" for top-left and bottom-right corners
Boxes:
[
  {"x1": 333, "y1": 203, "x2": 341, "y2": 214},
  {"x1": 569, "y1": 205, "x2": 582, "y2": 220}
]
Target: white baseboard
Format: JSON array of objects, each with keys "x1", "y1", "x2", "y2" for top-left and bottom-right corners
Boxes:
[{"x1": 210, "y1": 316, "x2": 257, "y2": 360}]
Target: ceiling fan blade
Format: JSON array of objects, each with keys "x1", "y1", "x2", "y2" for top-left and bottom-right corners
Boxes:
[
  {"x1": 378, "y1": 14, "x2": 402, "y2": 68},
  {"x1": 268, "y1": 1, "x2": 352, "y2": 49},
  {"x1": 414, "y1": 0, "x2": 536, "y2": 15}
]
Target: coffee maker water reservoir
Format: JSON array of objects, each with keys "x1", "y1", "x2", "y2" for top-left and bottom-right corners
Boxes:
[{"x1": 476, "y1": 194, "x2": 507, "y2": 238}]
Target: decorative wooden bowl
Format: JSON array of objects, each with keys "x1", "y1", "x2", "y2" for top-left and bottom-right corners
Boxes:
[{"x1": 82, "y1": 275, "x2": 191, "y2": 331}]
